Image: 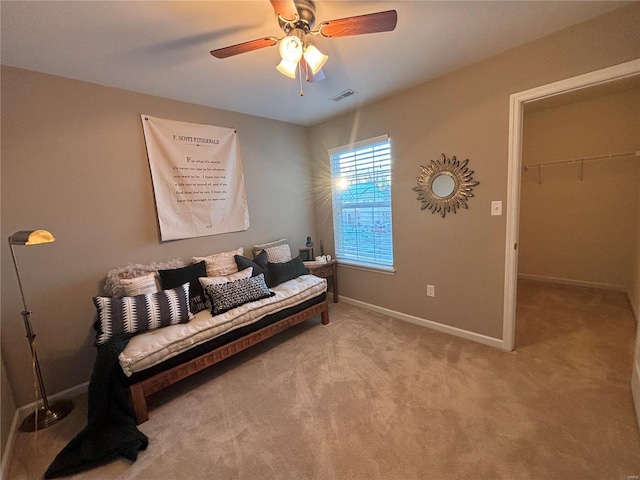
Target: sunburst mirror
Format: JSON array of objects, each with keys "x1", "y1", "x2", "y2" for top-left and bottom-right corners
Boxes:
[{"x1": 412, "y1": 153, "x2": 479, "y2": 218}]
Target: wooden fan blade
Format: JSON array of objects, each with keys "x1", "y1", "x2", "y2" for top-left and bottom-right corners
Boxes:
[
  {"x1": 210, "y1": 37, "x2": 278, "y2": 59},
  {"x1": 270, "y1": 0, "x2": 298, "y2": 22},
  {"x1": 319, "y1": 10, "x2": 397, "y2": 38}
]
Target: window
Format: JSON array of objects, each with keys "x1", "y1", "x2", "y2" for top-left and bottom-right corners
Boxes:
[{"x1": 329, "y1": 135, "x2": 394, "y2": 271}]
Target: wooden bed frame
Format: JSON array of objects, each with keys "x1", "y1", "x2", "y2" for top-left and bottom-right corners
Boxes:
[{"x1": 129, "y1": 299, "x2": 329, "y2": 424}]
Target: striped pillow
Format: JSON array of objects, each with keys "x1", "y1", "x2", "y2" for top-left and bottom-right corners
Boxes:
[{"x1": 94, "y1": 283, "x2": 193, "y2": 345}]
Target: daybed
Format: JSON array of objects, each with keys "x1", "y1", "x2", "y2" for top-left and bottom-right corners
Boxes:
[{"x1": 97, "y1": 239, "x2": 329, "y2": 424}]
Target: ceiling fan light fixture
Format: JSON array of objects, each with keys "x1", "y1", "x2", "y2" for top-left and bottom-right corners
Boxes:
[
  {"x1": 210, "y1": 3, "x2": 398, "y2": 90},
  {"x1": 278, "y1": 34, "x2": 303, "y2": 63},
  {"x1": 302, "y1": 44, "x2": 328, "y2": 75},
  {"x1": 306, "y1": 65, "x2": 325, "y2": 83},
  {"x1": 276, "y1": 58, "x2": 298, "y2": 78}
]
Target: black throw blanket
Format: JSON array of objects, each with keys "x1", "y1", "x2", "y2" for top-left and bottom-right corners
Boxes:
[{"x1": 44, "y1": 334, "x2": 149, "y2": 478}]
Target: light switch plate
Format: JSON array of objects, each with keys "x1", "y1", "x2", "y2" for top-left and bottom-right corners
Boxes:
[{"x1": 491, "y1": 201, "x2": 502, "y2": 216}]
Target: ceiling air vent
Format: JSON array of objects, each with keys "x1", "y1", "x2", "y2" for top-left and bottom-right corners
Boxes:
[{"x1": 330, "y1": 89, "x2": 358, "y2": 102}]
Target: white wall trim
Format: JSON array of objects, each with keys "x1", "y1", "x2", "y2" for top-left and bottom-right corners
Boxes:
[
  {"x1": 517, "y1": 273, "x2": 626, "y2": 292},
  {"x1": 339, "y1": 296, "x2": 505, "y2": 350},
  {"x1": 15, "y1": 381, "x2": 89, "y2": 422},
  {"x1": 2, "y1": 381, "x2": 89, "y2": 476},
  {"x1": 503, "y1": 58, "x2": 640, "y2": 352}
]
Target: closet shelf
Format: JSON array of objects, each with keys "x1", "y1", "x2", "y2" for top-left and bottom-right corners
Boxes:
[
  {"x1": 523, "y1": 151, "x2": 639, "y2": 184},
  {"x1": 524, "y1": 150, "x2": 639, "y2": 170}
]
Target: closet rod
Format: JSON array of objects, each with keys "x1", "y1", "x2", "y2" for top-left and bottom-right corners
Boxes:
[{"x1": 524, "y1": 150, "x2": 639, "y2": 170}]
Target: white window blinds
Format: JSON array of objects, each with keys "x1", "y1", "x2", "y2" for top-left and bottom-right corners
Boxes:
[{"x1": 329, "y1": 135, "x2": 394, "y2": 269}]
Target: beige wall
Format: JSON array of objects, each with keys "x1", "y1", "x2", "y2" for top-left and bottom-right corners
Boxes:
[
  {"x1": 308, "y1": 4, "x2": 640, "y2": 339},
  {"x1": 2, "y1": 4, "x2": 639, "y2": 410},
  {"x1": 1, "y1": 67, "x2": 315, "y2": 407},
  {"x1": 519, "y1": 88, "x2": 640, "y2": 290}
]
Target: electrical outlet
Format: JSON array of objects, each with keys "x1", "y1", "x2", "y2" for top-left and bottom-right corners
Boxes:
[
  {"x1": 491, "y1": 201, "x2": 502, "y2": 216},
  {"x1": 427, "y1": 284, "x2": 435, "y2": 297}
]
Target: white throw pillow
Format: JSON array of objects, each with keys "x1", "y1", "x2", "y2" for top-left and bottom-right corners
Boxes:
[
  {"x1": 252, "y1": 239, "x2": 291, "y2": 263},
  {"x1": 198, "y1": 267, "x2": 253, "y2": 288},
  {"x1": 192, "y1": 247, "x2": 243, "y2": 277},
  {"x1": 120, "y1": 273, "x2": 159, "y2": 296},
  {"x1": 264, "y1": 244, "x2": 292, "y2": 263}
]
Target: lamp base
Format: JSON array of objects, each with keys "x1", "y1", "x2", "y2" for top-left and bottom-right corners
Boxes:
[{"x1": 19, "y1": 399, "x2": 73, "y2": 432}]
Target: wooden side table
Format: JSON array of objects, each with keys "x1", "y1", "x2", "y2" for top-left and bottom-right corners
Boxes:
[{"x1": 304, "y1": 260, "x2": 338, "y2": 303}]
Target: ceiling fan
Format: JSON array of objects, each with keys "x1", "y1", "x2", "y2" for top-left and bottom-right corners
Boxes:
[{"x1": 210, "y1": 0, "x2": 397, "y2": 91}]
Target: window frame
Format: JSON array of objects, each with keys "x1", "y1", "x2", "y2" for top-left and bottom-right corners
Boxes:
[{"x1": 328, "y1": 134, "x2": 395, "y2": 274}]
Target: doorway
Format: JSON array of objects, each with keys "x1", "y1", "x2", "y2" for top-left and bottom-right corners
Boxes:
[{"x1": 502, "y1": 59, "x2": 640, "y2": 351}]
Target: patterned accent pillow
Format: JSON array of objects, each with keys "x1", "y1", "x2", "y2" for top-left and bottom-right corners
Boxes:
[
  {"x1": 192, "y1": 247, "x2": 243, "y2": 277},
  {"x1": 252, "y1": 239, "x2": 291, "y2": 263},
  {"x1": 264, "y1": 244, "x2": 291, "y2": 263},
  {"x1": 93, "y1": 283, "x2": 193, "y2": 345},
  {"x1": 204, "y1": 274, "x2": 274, "y2": 316},
  {"x1": 198, "y1": 267, "x2": 253, "y2": 310},
  {"x1": 120, "y1": 273, "x2": 159, "y2": 297}
]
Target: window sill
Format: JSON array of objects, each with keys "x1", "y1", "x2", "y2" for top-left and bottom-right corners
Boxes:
[{"x1": 337, "y1": 260, "x2": 396, "y2": 275}]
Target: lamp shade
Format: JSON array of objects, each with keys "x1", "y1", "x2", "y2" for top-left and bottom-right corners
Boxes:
[
  {"x1": 276, "y1": 59, "x2": 298, "y2": 79},
  {"x1": 9, "y1": 230, "x2": 55, "y2": 246},
  {"x1": 278, "y1": 35, "x2": 303, "y2": 63},
  {"x1": 303, "y1": 45, "x2": 328, "y2": 75}
]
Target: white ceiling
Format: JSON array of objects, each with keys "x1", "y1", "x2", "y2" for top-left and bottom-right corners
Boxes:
[{"x1": 0, "y1": 1, "x2": 630, "y2": 126}]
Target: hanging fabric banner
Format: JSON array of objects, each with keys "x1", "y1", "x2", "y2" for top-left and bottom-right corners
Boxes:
[{"x1": 141, "y1": 114, "x2": 250, "y2": 241}]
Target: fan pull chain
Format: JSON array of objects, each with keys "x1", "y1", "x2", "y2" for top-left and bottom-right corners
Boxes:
[{"x1": 298, "y1": 62, "x2": 304, "y2": 96}]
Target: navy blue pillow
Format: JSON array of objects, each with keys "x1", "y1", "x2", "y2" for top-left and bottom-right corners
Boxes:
[{"x1": 159, "y1": 261, "x2": 207, "y2": 313}]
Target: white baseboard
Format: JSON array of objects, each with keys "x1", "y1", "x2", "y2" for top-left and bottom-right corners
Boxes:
[
  {"x1": 518, "y1": 273, "x2": 625, "y2": 292},
  {"x1": 15, "y1": 381, "x2": 89, "y2": 422},
  {"x1": 2, "y1": 381, "x2": 89, "y2": 479},
  {"x1": 338, "y1": 296, "x2": 506, "y2": 350}
]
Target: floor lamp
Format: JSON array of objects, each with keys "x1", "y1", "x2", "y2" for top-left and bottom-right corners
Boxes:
[{"x1": 9, "y1": 229, "x2": 73, "y2": 432}]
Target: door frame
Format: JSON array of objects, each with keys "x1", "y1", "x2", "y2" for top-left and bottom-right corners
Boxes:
[{"x1": 502, "y1": 58, "x2": 640, "y2": 351}]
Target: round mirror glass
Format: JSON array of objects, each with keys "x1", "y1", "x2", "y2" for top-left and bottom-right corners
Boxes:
[{"x1": 431, "y1": 173, "x2": 455, "y2": 198}]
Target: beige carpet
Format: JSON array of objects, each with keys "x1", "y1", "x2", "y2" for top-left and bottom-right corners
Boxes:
[{"x1": 7, "y1": 280, "x2": 640, "y2": 479}]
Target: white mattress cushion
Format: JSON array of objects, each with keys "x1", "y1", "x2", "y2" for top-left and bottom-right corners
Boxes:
[{"x1": 119, "y1": 275, "x2": 327, "y2": 376}]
